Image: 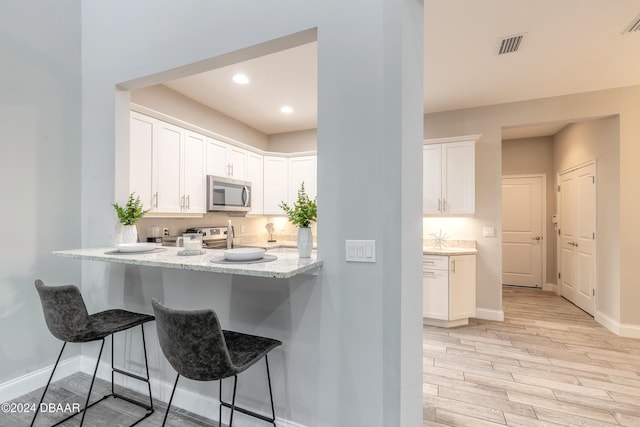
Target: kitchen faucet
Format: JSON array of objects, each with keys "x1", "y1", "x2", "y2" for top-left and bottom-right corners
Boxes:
[{"x1": 226, "y1": 219, "x2": 233, "y2": 249}]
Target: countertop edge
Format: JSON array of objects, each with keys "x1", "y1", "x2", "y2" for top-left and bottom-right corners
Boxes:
[
  {"x1": 422, "y1": 248, "x2": 478, "y2": 256},
  {"x1": 52, "y1": 249, "x2": 323, "y2": 279}
]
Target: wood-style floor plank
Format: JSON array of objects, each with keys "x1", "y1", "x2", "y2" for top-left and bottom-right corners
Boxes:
[{"x1": 424, "y1": 286, "x2": 640, "y2": 427}]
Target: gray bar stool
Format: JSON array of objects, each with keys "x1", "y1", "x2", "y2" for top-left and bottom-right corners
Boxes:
[
  {"x1": 151, "y1": 298, "x2": 282, "y2": 426},
  {"x1": 32, "y1": 279, "x2": 155, "y2": 426}
]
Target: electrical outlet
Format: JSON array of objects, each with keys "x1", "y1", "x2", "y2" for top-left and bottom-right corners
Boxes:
[{"x1": 163, "y1": 227, "x2": 169, "y2": 237}]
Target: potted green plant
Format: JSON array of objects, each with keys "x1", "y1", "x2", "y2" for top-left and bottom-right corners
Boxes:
[
  {"x1": 279, "y1": 182, "x2": 317, "y2": 258},
  {"x1": 112, "y1": 192, "x2": 149, "y2": 243}
]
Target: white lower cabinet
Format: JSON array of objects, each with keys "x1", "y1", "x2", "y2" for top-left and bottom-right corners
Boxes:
[{"x1": 423, "y1": 254, "x2": 476, "y2": 327}]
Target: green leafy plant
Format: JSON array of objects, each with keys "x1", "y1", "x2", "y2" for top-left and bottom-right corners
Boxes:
[
  {"x1": 112, "y1": 192, "x2": 149, "y2": 225},
  {"x1": 279, "y1": 182, "x2": 317, "y2": 228}
]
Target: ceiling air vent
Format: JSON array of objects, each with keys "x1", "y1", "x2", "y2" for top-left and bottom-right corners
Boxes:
[
  {"x1": 498, "y1": 34, "x2": 525, "y2": 55},
  {"x1": 623, "y1": 12, "x2": 640, "y2": 33}
]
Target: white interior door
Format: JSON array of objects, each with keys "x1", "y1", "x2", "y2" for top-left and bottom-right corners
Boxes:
[
  {"x1": 558, "y1": 163, "x2": 596, "y2": 315},
  {"x1": 502, "y1": 176, "x2": 544, "y2": 287}
]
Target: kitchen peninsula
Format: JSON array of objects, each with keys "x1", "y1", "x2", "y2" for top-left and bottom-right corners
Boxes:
[{"x1": 53, "y1": 247, "x2": 322, "y2": 279}]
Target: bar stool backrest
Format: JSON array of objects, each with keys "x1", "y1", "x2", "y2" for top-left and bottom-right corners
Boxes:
[
  {"x1": 35, "y1": 279, "x2": 92, "y2": 343},
  {"x1": 152, "y1": 298, "x2": 236, "y2": 381}
]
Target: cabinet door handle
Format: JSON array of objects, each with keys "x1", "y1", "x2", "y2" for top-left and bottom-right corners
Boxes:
[
  {"x1": 186, "y1": 195, "x2": 190, "y2": 210},
  {"x1": 231, "y1": 163, "x2": 234, "y2": 176},
  {"x1": 451, "y1": 260, "x2": 456, "y2": 273},
  {"x1": 153, "y1": 192, "x2": 158, "y2": 208},
  {"x1": 181, "y1": 195, "x2": 185, "y2": 209}
]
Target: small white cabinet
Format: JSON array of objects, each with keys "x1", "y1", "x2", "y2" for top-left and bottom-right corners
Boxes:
[
  {"x1": 423, "y1": 138, "x2": 476, "y2": 215},
  {"x1": 206, "y1": 137, "x2": 247, "y2": 179},
  {"x1": 423, "y1": 254, "x2": 476, "y2": 327}
]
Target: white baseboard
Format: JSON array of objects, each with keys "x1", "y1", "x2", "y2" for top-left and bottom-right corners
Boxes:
[
  {"x1": 0, "y1": 355, "x2": 81, "y2": 404},
  {"x1": 595, "y1": 311, "x2": 640, "y2": 339},
  {"x1": 543, "y1": 282, "x2": 558, "y2": 293},
  {"x1": 474, "y1": 308, "x2": 504, "y2": 322}
]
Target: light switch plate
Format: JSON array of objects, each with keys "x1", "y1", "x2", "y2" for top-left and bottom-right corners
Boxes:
[
  {"x1": 346, "y1": 240, "x2": 376, "y2": 263},
  {"x1": 482, "y1": 226, "x2": 495, "y2": 237}
]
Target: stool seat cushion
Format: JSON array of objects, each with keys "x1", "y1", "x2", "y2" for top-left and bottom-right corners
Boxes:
[
  {"x1": 89, "y1": 309, "x2": 156, "y2": 338},
  {"x1": 35, "y1": 280, "x2": 154, "y2": 343},
  {"x1": 223, "y1": 330, "x2": 282, "y2": 372}
]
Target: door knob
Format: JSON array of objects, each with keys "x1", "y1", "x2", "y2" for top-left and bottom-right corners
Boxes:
[{"x1": 531, "y1": 236, "x2": 541, "y2": 241}]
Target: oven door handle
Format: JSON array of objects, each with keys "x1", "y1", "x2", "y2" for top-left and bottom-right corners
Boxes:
[{"x1": 242, "y1": 186, "x2": 250, "y2": 207}]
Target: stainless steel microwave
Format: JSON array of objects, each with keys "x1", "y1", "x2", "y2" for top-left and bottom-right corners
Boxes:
[{"x1": 206, "y1": 175, "x2": 251, "y2": 212}]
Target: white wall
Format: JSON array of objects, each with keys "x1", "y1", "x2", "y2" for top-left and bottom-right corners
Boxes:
[
  {"x1": 80, "y1": 2, "x2": 423, "y2": 427},
  {"x1": 554, "y1": 117, "x2": 620, "y2": 323},
  {"x1": 502, "y1": 136, "x2": 556, "y2": 284},
  {"x1": 269, "y1": 129, "x2": 318, "y2": 153},
  {"x1": 0, "y1": 0, "x2": 82, "y2": 388},
  {"x1": 131, "y1": 84, "x2": 270, "y2": 151}
]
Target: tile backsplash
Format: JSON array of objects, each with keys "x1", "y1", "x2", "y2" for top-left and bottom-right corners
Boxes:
[{"x1": 136, "y1": 213, "x2": 317, "y2": 243}]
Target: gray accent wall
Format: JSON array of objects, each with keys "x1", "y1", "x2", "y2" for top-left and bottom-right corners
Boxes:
[
  {"x1": 0, "y1": 1, "x2": 82, "y2": 385},
  {"x1": 81, "y1": 1, "x2": 424, "y2": 427}
]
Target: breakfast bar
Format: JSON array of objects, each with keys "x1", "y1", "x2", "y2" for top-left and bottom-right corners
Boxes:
[{"x1": 53, "y1": 247, "x2": 322, "y2": 279}]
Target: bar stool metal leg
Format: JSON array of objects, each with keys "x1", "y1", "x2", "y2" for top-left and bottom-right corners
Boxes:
[
  {"x1": 109, "y1": 324, "x2": 155, "y2": 426},
  {"x1": 219, "y1": 356, "x2": 278, "y2": 426},
  {"x1": 30, "y1": 342, "x2": 67, "y2": 427},
  {"x1": 161, "y1": 374, "x2": 181, "y2": 427}
]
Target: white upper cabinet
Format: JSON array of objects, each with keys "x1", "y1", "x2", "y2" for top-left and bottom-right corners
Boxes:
[
  {"x1": 247, "y1": 152, "x2": 264, "y2": 215},
  {"x1": 288, "y1": 156, "x2": 317, "y2": 203},
  {"x1": 422, "y1": 145, "x2": 442, "y2": 214},
  {"x1": 129, "y1": 112, "x2": 206, "y2": 215},
  {"x1": 156, "y1": 121, "x2": 183, "y2": 213},
  {"x1": 423, "y1": 136, "x2": 476, "y2": 215},
  {"x1": 129, "y1": 111, "x2": 155, "y2": 210},
  {"x1": 182, "y1": 131, "x2": 206, "y2": 213},
  {"x1": 129, "y1": 110, "x2": 317, "y2": 218},
  {"x1": 206, "y1": 137, "x2": 247, "y2": 180},
  {"x1": 263, "y1": 156, "x2": 289, "y2": 215}
]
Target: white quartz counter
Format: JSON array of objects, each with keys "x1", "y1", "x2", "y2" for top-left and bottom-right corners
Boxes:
[
  {"x1": 422, "y1": 247, "x2": 478, "y2": 256},
  {"x1": 52, "y1": 246, "x2": 322, "y2": 279}
]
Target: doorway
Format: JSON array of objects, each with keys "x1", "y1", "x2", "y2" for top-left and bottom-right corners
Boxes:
[
  {"x1": 557, "y1": 162, "x2": 597, "y2": 315},
  {"x1": 502, "y1": 175, "x2": 546, "y2": 287}
]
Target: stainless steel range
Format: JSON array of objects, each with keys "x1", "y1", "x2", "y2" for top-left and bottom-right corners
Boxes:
[{"x1": 184, "y1": 226, "x2": 233, "y2": 249}]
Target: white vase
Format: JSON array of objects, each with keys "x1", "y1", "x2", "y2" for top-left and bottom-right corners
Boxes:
[
  {"x1": 297, "y1": 227, "x2": 313, "y2": 258},
  {"x1": 121, "y1": 224, "x2": 138, "y2": 244}
]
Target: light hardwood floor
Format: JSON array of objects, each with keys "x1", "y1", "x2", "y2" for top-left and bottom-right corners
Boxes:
[
  {"x1": 423, "y1": 286, "x2": 640, "y2": 427},
  {"x1": 4, "y1": 286, "x2": 639, "y2": 426}
]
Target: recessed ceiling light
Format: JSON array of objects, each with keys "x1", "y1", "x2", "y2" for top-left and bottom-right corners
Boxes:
[
  {"x1": 280, "y1": 106, "x2": 294, "y2": 114},
  {"x1": 232, "y1": 74, "x2": 249, "y2": 85}
]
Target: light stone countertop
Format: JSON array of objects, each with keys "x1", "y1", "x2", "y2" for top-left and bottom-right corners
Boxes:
[
  {"x1": 52, "y1": 246, "x2": 322, "y2": 279},
  {"x1": 422, "y1": 247, "x2": 478, "y2": 256}
]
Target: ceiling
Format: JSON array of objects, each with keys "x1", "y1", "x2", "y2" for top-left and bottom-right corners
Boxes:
[{"x1": 162, "y1": 0, "x2": 640, "y2": 137}]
